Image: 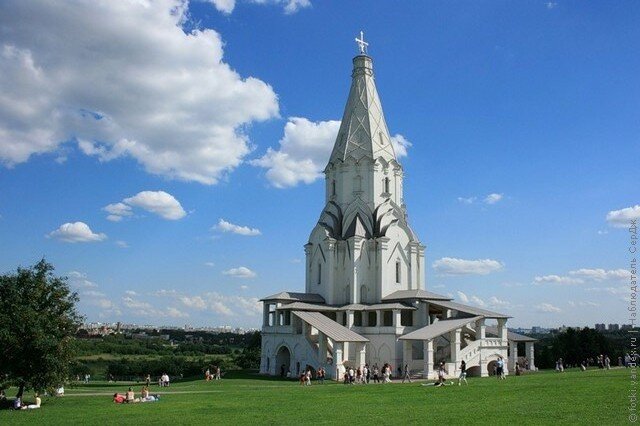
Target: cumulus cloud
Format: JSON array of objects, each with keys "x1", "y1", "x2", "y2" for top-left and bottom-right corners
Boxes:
[
  {"x1": 123, "y1": 191, "x2": 186, "y2": 220},
  {"x1": 104, "y1": 190, "x2": 186, "y2": 221},
  {"x1": 568, "y1": 301, "x2": 599, "y2": 308},
  {"x1": 223, "y1": 266, "x2": 257, "y2": 279},
  {"x1": 103, "y1": 202, "x2": 132, "y2": 222},
  {"x1": 432, "y1": 257, "x2": 504, "y2": 275},
  {"x1": 536, "y1": 303, "x2": 561, "y2": 313},
  {"x1": 47, "y1": 222, "x2": 107, "y2": 243},
  {"x1": 606, "y1": 205, "x2": 640, "y2": 228},
  {"x1": 179, "y1": 295, "x2": 208, "y2": 310},
  {"x1": 215, "y1": 218, "x2": 261, "y2": 236},
  {"x1": 210, "y1": 0, "x2": 236, "y2": 14},
  {"x1": 67, "y1": 271, "x2": 98, "y2": 288},
  {"x1": 0, "y1": 0, "x2": 279, "y2": 184},
  {"x1": 251, "y1": 117, "x2": 340, "y2": 188}
]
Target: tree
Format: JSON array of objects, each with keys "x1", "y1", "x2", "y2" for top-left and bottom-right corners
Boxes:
[{"x1": 0, "y1": 260, "x2": 83, "y2": 397}]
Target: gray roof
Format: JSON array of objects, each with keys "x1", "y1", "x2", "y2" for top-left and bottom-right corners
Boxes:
[
  {"x1": 431, "y1": 300, "x2": 511, "y2": 319},
  {"x1": 278, "y1": 302, "x2": 337, "y2": 312},
  {"x1": 399, "y1": 316, "x2": 482, "y2": 341},
  {"x1": 338, "y1": 303, "x2": 415, "y2": 311},
  {"x1": 260, "y1": 292, "x2": 325, "y2": 303},
  {"x1": 381, "y1": 289, "x2": 453, "y2": 302},
  {"x1": 486, "y1": 326, "x2": 537, "y2": 342},
  {"x1": 292, "y1": 311, "x2": 368, "y2": 343}
]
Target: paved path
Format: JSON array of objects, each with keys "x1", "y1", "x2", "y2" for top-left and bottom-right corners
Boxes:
[{"x1": 64, "y1": 390, "x2": 225, "y2": 397}]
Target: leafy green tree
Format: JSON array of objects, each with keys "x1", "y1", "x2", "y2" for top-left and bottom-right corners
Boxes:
[{"x1": 0, "y1": 260, "x2": 83, "y2": 397}]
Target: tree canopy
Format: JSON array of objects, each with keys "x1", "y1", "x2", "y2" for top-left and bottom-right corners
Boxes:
[{"x1": 0, "y1": 260, "x2": 83, "y2": 396}]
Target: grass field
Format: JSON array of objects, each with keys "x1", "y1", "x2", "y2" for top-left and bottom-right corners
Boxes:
[{"x1": 0, "y1": 368, "x2": 629, "y2": 425}]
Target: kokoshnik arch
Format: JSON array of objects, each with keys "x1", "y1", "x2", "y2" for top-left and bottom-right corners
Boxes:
[{"x1": 259, "y1": 33, "x2": 536, "y2": 380}]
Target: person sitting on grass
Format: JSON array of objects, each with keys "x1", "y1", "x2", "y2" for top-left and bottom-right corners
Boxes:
[
  {"x1": 125, "y1": 387, "x2": 135, "y2": 403},
  {"x1": 113, "y1": 393, "x2": 126, "y2": 404},
  {"x1": 140, "y1": 386, "x2": 159, "y2": 402},
  {"x1": 21, "y1": 393, "x2": 41, "y2": 410}
]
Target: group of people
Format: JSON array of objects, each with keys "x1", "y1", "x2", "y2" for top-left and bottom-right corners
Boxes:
[
  {"x1": 158, "y1": 373, "x2": 170, "y2": 387},
  {"x1": 204, "y1": 366, "x2": 222, "y2": 381},
  {"x1": 7, "y1": 393, "x2": 41, "y2": 410},
  {"x1": 113, "y1": 386, "x2": 160, "y2": 404}
]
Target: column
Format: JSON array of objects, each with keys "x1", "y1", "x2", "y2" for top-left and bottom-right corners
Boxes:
[
  {"x1": 475, "y1": 318, "x2": 486, "y2": 340},
  {"x1": 263, "y1": 303, "x2": 270, "y2": 327},
  {"x1": 393, "y1": 309, "x2": 401, "y2": 327},
  {"x1": 362, "y1": 311, "x2": 369, "y2": 327},
  {"x1": 336, "y1": 311, "x2": 344, "y2": 326},
  {"x1": 444, "y1": 308, "x2": 452, "y2": 319},
  {"x1": 526, "y1": 342, "x2": 536, "y2": 370},
  {"x1": 509, "y1": 340, "x2": 518, "y2": 371},
  {"x1": 376, "y1": 310, "x2": 383, "y2": 327},
  {"x1": 356, "y1": 342, "x2": 366, "y2": 368},
  {"x1": 318, "y1": 332, "x2": 327, "y2": 366},
  {"x1": 423, "y1": 339, "x2": 434, "y2": 379},
  {"x1": 334, "y1": 342, "x2": 345, "y2": 381},
  {"x1": 403, "y1": 340, "x2": 413, "y2": 371},
  {"x1": 346, "y1": 310, "x2": 354, "y2": 328},
  {"x1": 498, "y1": 318, "x2": 508, "y2": 345}
]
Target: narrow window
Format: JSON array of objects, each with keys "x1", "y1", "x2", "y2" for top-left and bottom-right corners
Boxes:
[
  {"x1": 317, "y1": 263, "x2": 322, "y2": 285},
  {"x1": 395, "y1": 261, "x2": 401, "y2": 284},
  {"x1": 379, "y1": 132, "x2": 384, "y2": 145},
  {"x1": 331, "y1": 180, "x2": 336, "y2": 196},
  {"x1": 384, "y1": 177, "x2": 390, "y2": 194}
]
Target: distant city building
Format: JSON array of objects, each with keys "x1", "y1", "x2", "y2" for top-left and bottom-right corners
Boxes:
[
  {"x1": 608, "y1": 324, "x2": 620, "y2": 331},
  {"x1": 621, "y1": 324, "x2": 633, "y2": 330},
  {"x1": 595, "y1": 323, "x2": 606, "y2": 332}
]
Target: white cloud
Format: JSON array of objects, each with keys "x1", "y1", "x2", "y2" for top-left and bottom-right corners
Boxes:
[
  {"x1": 210, "y1": 0, "x2": 311, "y2": 15},
  {"x1": 457, "y1": 193, "x2": 504, "y2": 205},
  {"x1": 124, "y1": 290, "x2": 137, "y2": 296},
  {"x1": 457, "y1": 197, "x2": 476, "y2": 204},
  {"x1": 456, "y1": 291, "x2": 469, "y2": 303},
  {"x1": 0, "y1": 0, "x2": 279, "y2": 184},
  {"x1": 115, "y1": 240, "x2": 129, "y2": 248},
  {"x1": 47, "y1": 221, "x2": 107, "y2": 243},
  {"x1": 432, "y1": 257, "x2": 504, "y2": 275},
  {"x1": 585, "y1": 286, "x2": 626, "y2": 295},
  {"x1": 389, "y1": 134, "x2": 411, "y2": 158},
  {"x1": 569, "y1": 268, "x2": 630, "y2": 281},
  {"x1": 103, "y1": 202, "x2": 132, "y2": 222},
  {"x1": 123, "y1": 191, "x2": 186, "y2": 220},
  {"x1": 470, "y1": 295, "x2": 486, "y2": 307},
  {"x1": 606, "y1": 205, "x2": 640, "y2": 228},
  {"x1": 488, "y1": 296, "x2": 510, "y2": 308},
  {"x1": 223, "y1": 266, "x2": 257, "y2": 279},
  {"x1": 82, "y1": 290, "x2": 106, "y2": 298},
  {"x1": 67, "y1": 271, "x2": 98, "y2": 288},
  {"x1": 215, "y1": 218, "x2": 261, "y2": 236},
  {"x1": 179, "y1": 295, "x2": 207, "y2": 310},
  {"x1": 484, "y1": 193, "x2": 503, "y2": 204},
  {"x1": 533, "y1": 275, "x2": 584, "y2": 285},
  {"x1": 167, "y1": 307, "x2": 189, "y2": 318},
  {"x1": 204, "y1": 262, "x2": 215, "y2": 267},
  {"x1": 251, "y1": 117, "x2": 340, "y2": 188},
  {"x1": 546, "y1": 2, "x2": 558, "y2": 9},
  {"x1": 535, "y1": 303, "x2": 561, "y2": 313},
  {"x1": 568, "y1": 301, "x2": 599, "y2": 308},
  {"x1": 209, "y1": 0, "x2": 236, "y2": 14}
]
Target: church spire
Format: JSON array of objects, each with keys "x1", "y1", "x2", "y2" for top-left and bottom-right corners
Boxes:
[{"x1": 327, "y1": 33, "x2": 397, "y2": 166}]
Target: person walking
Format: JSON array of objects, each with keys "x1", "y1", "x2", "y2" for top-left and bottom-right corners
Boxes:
[
  {"x1": 402, "y1": 364, "x2": 412, "y2": 383},
  {"x1": 373, "y1": 365, "x2": 380, "y2": 383},
  {"x1": 458, "y1": 360, "x2": 468, "y2": 385}
]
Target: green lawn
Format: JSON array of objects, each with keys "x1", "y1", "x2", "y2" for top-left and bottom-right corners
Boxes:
[{"x1": 0, "y1": 368, "x2": 629, "y2": 425}]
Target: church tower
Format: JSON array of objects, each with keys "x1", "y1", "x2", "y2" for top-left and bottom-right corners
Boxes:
[{"x1": 305, "y1": 35, "x2": 426, "y2": 305}]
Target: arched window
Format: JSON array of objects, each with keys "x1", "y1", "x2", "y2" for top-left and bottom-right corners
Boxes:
[
  {"x1": 384, "y1": 177, "x2": 390, "y2": 194},
  {"x1": 395, "y1": 260, "x2": 401, "y2": 284},
  {"x1": 379, "y1": 132, "x2": 384, "y2": 145},
  {"x1": 317, "y1": 263, "x2": 322, "y2": 285}
]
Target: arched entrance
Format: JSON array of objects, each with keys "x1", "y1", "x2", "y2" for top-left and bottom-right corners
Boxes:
[{"x1": 276, "y1": 346, "x2": 291, "y2": 377}]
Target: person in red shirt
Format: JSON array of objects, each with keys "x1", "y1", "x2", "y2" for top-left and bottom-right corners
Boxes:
[{"x1": 113, "y1": 393, "x2": 125, "y2": 404}]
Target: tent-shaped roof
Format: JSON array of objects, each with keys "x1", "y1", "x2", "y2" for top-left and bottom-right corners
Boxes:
[
  {"x1": 399, "y1": 316, "x2": 482, "y2": 341},
  {"x1": 260, "y1": 292, "x2": 325, "y2": 303},
  {"x1": 431, "y1": 300, "x2": 511, "y2": 319},
  {"x1": 381, "y1": 289, "x2": 452, "y2": 302},
  {"x1": 486, "y1": 326, "x2": 537, "y2": 342},
  {"x1": 292, "y1": 311, "x2": 368, "y2": 342},
  {"x1": 278, "y1": 302, "x2": 337, "y2": 312}
]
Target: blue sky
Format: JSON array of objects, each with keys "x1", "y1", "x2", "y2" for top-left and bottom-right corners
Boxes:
[{"x1": 0, "y1": 0, "x2": 638, "y2": 328}]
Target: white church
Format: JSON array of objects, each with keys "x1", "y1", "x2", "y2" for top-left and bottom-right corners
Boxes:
[{"x1": 259, "y1": 34, "x2": 536, "y2": 380}]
